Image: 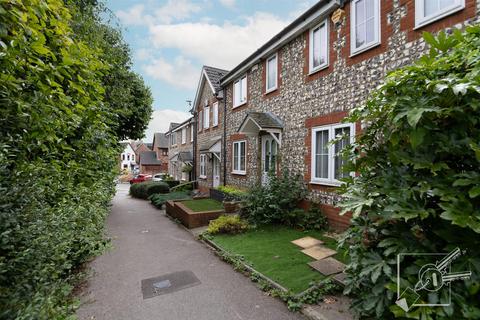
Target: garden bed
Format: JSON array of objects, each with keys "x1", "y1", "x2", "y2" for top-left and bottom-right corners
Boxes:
[
  {"x1": 166, "y1": 198, "x2": 224, "y2": 229},
  {"x1": 207, "y1": 225, "x2": 348, "y2": 293}
]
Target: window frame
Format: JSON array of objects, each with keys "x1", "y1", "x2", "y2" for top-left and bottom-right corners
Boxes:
[
  {"x1": 415, "y1": 0, "x2": 465, "y2": 28},
  {"x1": 350, "y1": 0, "x2": 381, "y2": 56},
  {"x1": 190, "y1": 124, "x2": 194, "y2": 142},
  {"x1": 204, "y1": 106, "x2": 210, "y2": 129},
  {"x1": 198, "y1": 110, "x2": 203, "y2": 132},
  {"x1": 171, "y1": 132, "x2": 177, "y2": 146},
  {"x1": 212, "y1": 102, "x2": 219, "y2": 127},
  {"x1": 311, "y1": 123, "x2": 355, "y2": 186},
  {"x1": 233, "y1": 74, "x2": 247, "y2": 108},
  {"x1": 309, "y1": 19, "x2": 329, "y2": 73},
  {"x1": 181, "y1": 127, "x2": 186, "y2": 144},
  {"x1": 265, "y1": 53, "x2": 278, "y2": 93},
  {"x1": 232, "y1": 140, "x2": 246, "y2": 175},
  {"x1": 199, "y1": 154, "x2": 207, "y2": 179}
]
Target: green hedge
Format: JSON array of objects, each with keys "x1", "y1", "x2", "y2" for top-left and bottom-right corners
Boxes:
[
  {"x1": 149, "y1": 191, "x2": 192, "y2": 208},
  {"x1": 130, "y1": 181, "x2": 169, "y2": 199},
  {"x1": 164, "y1": 180, "x2": 180, "y2": 189}
]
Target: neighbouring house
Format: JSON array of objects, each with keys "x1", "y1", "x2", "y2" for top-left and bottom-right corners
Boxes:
[
  {"x1": 219, "y1": 0, "x2": 479, "y2": 230},
  {"x1": 166, "y1": 119, "x2": 194, "y2": 181},
  {"x1": 152, "y1": 132, "x2": 169, "y2": 174},
  {"x1": 119, "y1": 141, "x2": 137, "y2": 172},
  {"x1": 139, "y1": 150, "x2": 164, "y2": 176},
  {"x1": 192, "y1": 66, "x2": 229, "y2": 192},
  {"x1": 131, "y1": 140, "x2": 151, "y2": 171}
]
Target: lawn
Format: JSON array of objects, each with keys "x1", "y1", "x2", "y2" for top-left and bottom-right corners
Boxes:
[
  {"x1": 182, "y1": 199, "x2": 223, "y2": 212},
  {"x1": 210, "y1": 225, "x2": 348, "y2": 293}
]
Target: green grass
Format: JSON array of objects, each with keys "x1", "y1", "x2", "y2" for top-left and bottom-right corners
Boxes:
[
  {"x1": 210, "y1": 225, "x2": 348, "y2": 293},
  {"x1": 182, "y1": 199, "x2": 223, "y2": 212}
]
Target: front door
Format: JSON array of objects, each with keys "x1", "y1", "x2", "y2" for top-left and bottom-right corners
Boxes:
[
  {"x1": 213, "y1": 155, "x2": 220, "y2": 188},
  {"x1": 261, "y1": 135, "x2": 278, "y2": 185}
]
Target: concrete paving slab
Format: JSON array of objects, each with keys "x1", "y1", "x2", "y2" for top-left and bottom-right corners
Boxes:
[
  {"x1": 301, "y1": 246, "x2": 336, "y2": 260},
  {"x1": 291, "y1": 236, "x2": 324, "y2": 249},
  {"x1": 308, "y1": 258, "x2": 345, "y2": 275},
  {"x1": 333, "y1": 273, "x2": 347, "y2": 286},
  {"x1": 302, "y1": 296, "x2": 353, "y2": 320}
]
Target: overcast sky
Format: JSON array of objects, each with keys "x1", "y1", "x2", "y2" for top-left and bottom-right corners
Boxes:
[{"x1": 106, "y1": 0, "x2": 317, "y2": 142}]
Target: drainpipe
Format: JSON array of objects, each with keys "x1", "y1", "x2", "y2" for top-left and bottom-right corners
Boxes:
[
  {"x1": 222, "y1": 86, "x2": 227, "y2": 186},
  {"x1": 190, "y1": 111, "x2": 197, "y2": 189}
]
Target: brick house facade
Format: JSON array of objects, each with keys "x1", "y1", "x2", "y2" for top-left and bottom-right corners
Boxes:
[
  {"x1": 192, "y1": 66, "x2": 229, "y2": 193},
  {"x1": 219, "y1": 0, "x2": 479, "y2": 230},
  {"x1": 166, "y1": 119, "x2": 194, "y2": 181}
]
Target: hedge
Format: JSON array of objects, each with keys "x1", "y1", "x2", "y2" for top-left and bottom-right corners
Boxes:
[{"x1": 130, "y1": 181, "x2": 170, "y2": 199}]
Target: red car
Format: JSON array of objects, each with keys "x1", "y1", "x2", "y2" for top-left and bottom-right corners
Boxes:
[{"x1": 129, "y1": 174, "x2": 151, "y2": 184}]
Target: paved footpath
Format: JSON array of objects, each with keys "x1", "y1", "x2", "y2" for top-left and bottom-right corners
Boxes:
[{"x1": 77, "y1": 184, "x2": 304, "y2": 320}]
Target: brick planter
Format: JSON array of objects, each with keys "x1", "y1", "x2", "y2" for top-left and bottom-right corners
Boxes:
[{"x1": 166, "y1": 199, "x2": 224, "y2": 229}]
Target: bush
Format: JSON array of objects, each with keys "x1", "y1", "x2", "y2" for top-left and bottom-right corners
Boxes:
[
  {"x1": 130, "y1": 181, "x2": 169, "y2": 199},
  {"x1": 164, "y1": 180, "x2": 180, "y2": 189},
  {"x1": 284, "y1": 206, "x2": 328, "y2": 231},
  {"x1": 207, "y1": 215, "x2": 249, "y2": 235},
  {"x1": 339, "y1": 28, "x2": 480, "y2": 319},
  {"x1": 149, "y1": 191, "x2": 192, "y2": 208},
  {"x1": 242, "y1": 170, "x2": 307, "y2": 224},
  {"x1": 217, "y1": 185, "x2": 248, "y2": 201}
]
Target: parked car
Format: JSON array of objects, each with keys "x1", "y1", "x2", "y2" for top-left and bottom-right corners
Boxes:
[
  {"x1": 152, "y1": 173, "x2": 164, "y2": 182},
  {"x1": 129, "y1": 174, "x2": 151, "y2": 184}
]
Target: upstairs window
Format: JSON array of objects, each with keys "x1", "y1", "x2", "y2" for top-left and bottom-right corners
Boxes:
[
  {"x1": 309, "y1": 20, "x2": 329, "y2": 72},
  {"x1": 212, "y1": 102, "x2": 219, "y2": 127},
  {"x1": 311, "y1": 123, "x2": 355, "y2": 185},
  {"x1": 351, "y1": 0, "x2": 380, "y2": 55},
  {"x1": 204, "y1": 106, "x2": 210, "y2": 129},
  {"x1": 233, "y1": 75, "x2": 247, "y2": 107},
  {"x1": 415, "y1": 0, "x2": 465, "y2": 27},
  {"x1": 266, "y1": 53, "x2": 278, "y2": 92},
  {"x1": 171, "y1": 132, "x2": 176, "y2": 146},
  {"x1": 122, "y1": 154, "x2": 125, "y2": 161},
  {"x1": 198, "y1": 110, "x2": 203, "y2": 132},
  {"x1": 181, "y1": 127, "x2": 186, "y2": 144},
  {"x1": 190, "y1": 125, "x2": 194, "y2": 142},
  {"x1": 132, "y1": 154, "x2": 135, "y2": 162}
]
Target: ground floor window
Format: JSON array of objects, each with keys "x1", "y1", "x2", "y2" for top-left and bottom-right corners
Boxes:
[
  {"x1": 311, "y1": 123, "x2": 354, "y2": 185},
  {"x1": 232, "y1": 140, "x2": 246, "y2": 175},
  {"x1": 200, "y1": 154, "x2": 207, "y2": 178}
]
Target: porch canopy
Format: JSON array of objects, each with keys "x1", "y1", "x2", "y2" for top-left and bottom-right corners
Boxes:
[
  {"x1": 200, "y1": 137, "x2": 222, "y2": 160},
  {"x1": 237, "y1": 112, "x2": 283, "y2": 145},
  {"x1": 178, "y1": 151, "x2": 193, "y2": 165}
]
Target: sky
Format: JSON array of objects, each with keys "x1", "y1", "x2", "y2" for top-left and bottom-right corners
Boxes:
[{"x1": 105, "y1": 0, "x2": 318, "y2": 141}]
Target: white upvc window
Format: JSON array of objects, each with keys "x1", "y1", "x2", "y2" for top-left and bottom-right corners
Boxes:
[
  {"x1": 199, "y1": 154, "x2": 207, "y2": 178},
  {"x1": 171, "y1": 132, "x2": 176, "y2": 146},
  {"x1": 212, "y1": 102, "x2": 219, "y2": 127},
  {"x1": 132, "y1": 154, "x2": 135, "y2": 162},
  {"x1": 181, "y1": 127, "x2": 186, "y2": 144},
  {"x1": 204, "y1": 106, "x2": 210, "y2": 129},
  {"x1": 232, "y1": 140, "x2": 246, "y2": 175},
  {"x1": 415, "y1": 0, "x2": 465, "y2": 28},
  {"x1": 233, "y1": 75, "x2": 247, "y2": 108},
  {"x1": 198, "y1": 110, "x2": 203, "y2": 132},
  {"x1": 351, "y1": 0, "x2": 381, "y2": 55},
  {"x1": 266, "y1": 53, "x2": 278, "y2": 92},
  {"x1": 190, "y1": 124, "x2": 194, "y2": 142},
  {"x1": 309, "y1": 19, "x2": 329, "y2": 73},
  {"x1": 311, "y1": 123, "x2": 355, "y2": 185}
]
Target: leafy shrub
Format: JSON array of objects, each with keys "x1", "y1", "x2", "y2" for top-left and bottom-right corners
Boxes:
[
  {"x1": 130, "y1": 181, "x2": 169, "y2": 199},
  {"x1": 207, "y1": 215, "x2": 249, "y2": 235},
  {"x1": 217, "y1": 185, "x2": 248, "y2": 201},
  {"x1": 242, "y1": 171, "x2": 307, "y2": 224},
  {"x1": 164, "y1": 180, "x2": 180, "y2": 189},
  {"x1": 149, "y1": 191, "x2": 192, "y2": 208},
  {"x1": 171, "y1": 182, "x2": 194, "y2": 192},
  {"x1": 284, "y1": 206, "x2": 328, "y2": 231},
  {"x1": 339, "y1": 28, "x2": 480, "y2": 319}
]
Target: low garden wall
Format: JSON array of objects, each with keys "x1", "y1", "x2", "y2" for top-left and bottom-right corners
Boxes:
[{"x1": 166, "y1": 199, "x2": 224, "y2": 229}]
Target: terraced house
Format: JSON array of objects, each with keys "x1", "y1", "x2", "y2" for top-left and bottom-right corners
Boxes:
[
  {"x1": 192, "y1": 66, "x2": 229, "y2": 192},
  {"x1": 217, "y1": 0, "x2": 479, "y2": 229},
  {"x1": 166, "y1": 119, "x2": 194, "y2": 181}
]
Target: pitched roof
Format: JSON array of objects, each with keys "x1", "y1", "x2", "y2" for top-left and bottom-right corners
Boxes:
[
  {"x1": 153, "y1": 133, "x2": 169, "y2": 149},
  {"x1": 203, "y1": 66, "x2": 229, "y2": 93},
  {"x1": 239, "y1": 112, "x2": 283, "y2": 131},
  {"x1": 199, "y1": 136, "x2": 222, "y2": 151},
  {"x1": 178, "y1": 151, "x2": 193, "y2": 162},
  {"x1": 139, "y1": 151, "x2": 162, "y2": 165},
  {"x1": 169, "y1": 123, "x2": 180, "y2": 131}
]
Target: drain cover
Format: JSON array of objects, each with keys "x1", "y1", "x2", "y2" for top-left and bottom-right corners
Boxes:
[{"x1": 141, "y1": 270, "x2": 201, "y2": 299}]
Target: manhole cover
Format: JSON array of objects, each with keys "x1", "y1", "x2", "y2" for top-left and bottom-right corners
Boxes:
[{"x1": 141, "y1": 270, "x2": 201, "y2": 299}]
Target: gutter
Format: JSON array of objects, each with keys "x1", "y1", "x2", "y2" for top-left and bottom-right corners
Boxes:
[{"x1": 222, "y1": 86, "x2": 227, "y2": 186}]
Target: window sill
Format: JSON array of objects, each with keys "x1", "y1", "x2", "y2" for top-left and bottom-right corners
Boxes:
[
  {"x1": 350, "y1": 41, "x2": 381, "y2": 58},
  {"x1": 308, "y1": 63, "x2": 329, "y2": 76},
  {"x1": 265, "y1": 86, "x2": 277, "y2": 95},
  {"x1": 415, "y1": 3, "x2": 465, "y2": 29},
  {"x1": 232, "y1": 171, "x2": 246, "y2": 176},
  {"x1": 310, "y1": 180, "x2": 341, "y2": 187},
  {"x1": 199, "y1": 175, "x2": 207, "y2": 179},
  {"x1": 233, "y1": 101, "x2": 247, "y2": 109}
]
